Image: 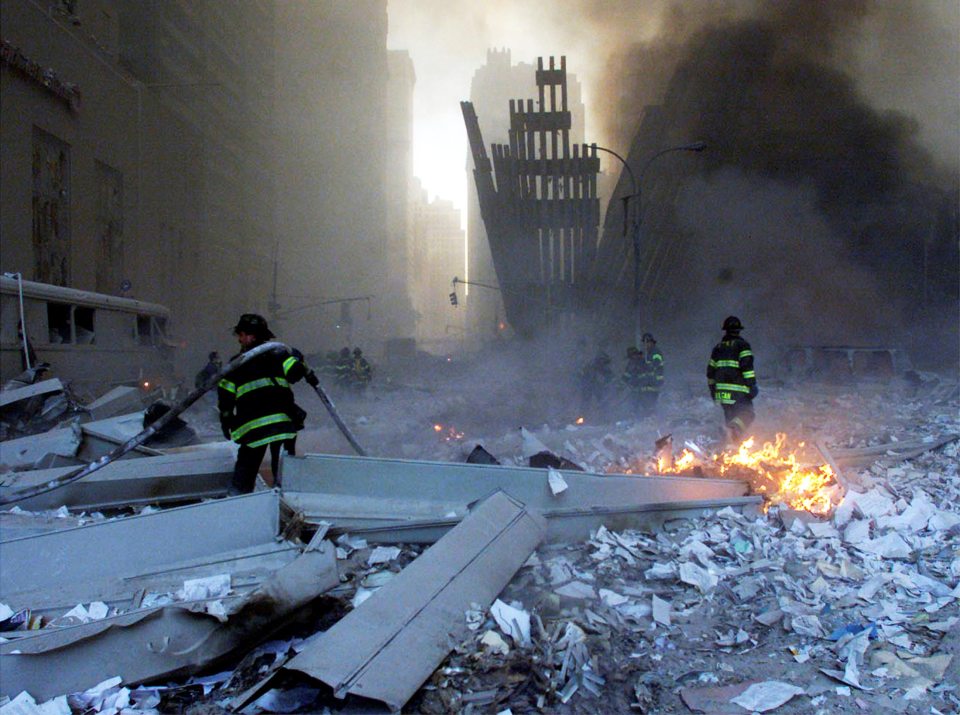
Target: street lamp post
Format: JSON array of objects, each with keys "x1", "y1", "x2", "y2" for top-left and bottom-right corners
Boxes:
[{"x1": 595, "y1": 141, "x2": 707, "y2": 345}]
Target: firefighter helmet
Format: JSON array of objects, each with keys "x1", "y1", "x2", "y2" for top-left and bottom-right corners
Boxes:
[
  {"x1": 641, "y1": 332, "x2": 655, "y2": 343},
  {"x1": 232, "y1": 313, "x2": 274, "y2": 339},
  {"x1": 722, "y1": 315, "x2": 743, "y2": 332}
]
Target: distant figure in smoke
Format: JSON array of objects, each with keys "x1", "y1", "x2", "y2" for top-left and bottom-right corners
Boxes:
[
  {"x1": 621, "y1": 346, "x2": 649, "y2": 415},
  {"x1": 350, "y1": 347, "x2": 372, "y2": 392},
  {"x1": 195, "y1": 351, "x2": 222, "y2": 389},
  {"x1": 218, "y1": 314, "x2": 318, "y2": 494},
  {"x1": 578, "y1": 347, "x2": 613, "y2": 416},
  {"x1": 641, "y1": 332, "x2": 664, "y2": 407},
  {"x1": 335, "y1": 347, "x2": 352, "y2": 388},
  {"x1": 707, "y1": 316, "x2": 758, "y2": 444}
]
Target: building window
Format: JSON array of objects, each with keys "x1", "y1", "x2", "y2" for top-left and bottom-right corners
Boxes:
[
  {"x1": 48, "y1": 302, "x2": 72, "y2": 343},
  {"x1": 32, "y1": 128, "x2": 72, "y2": 286},
  {"x1": 95, "y1": 161, "x2": 124, "y2": 294}
]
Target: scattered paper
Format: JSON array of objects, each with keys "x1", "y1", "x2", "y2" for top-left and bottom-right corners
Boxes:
[
  {"x1": 367, "y1": 546, "x2": 402, "y2": 565},
  {"x1": 547, "y1": 467, "x2": 569, "y2": 496},
  {"x1": 490, "y1": 599, "x2": 531, "y2": 646},
  {"x1": 729, "y1": 681, "x2": 805, "y2": 712}
]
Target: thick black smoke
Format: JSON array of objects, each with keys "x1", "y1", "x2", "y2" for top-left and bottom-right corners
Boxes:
[{"x1": 591, "y1": 1, "x2": 958, "y2": 368}]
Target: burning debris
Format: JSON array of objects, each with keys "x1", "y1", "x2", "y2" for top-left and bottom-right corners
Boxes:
[{"x1": 650, "y1": 433, "x2": 841, "y2": 516}]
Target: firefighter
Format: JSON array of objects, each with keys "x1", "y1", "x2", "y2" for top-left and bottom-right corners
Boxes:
[
  {"x1": 707, "y1": 315, "x2": 757, "y2": 444},
  {"x1": 621, "y1": 346, "x2": 648, "y2": 414},
  {"x1": 640, "y1": 332, "x2": 664, "y2": 407},
  {"x1": 578, "y1": 347, "x2": 613, "y2": 414},
  {"x1": 218, "y1": 314, "x2": 318, "y2": 494},
  {"x1": 350, "y1": 347, "x2": 372, "y2": 391},
  {"x1": 334, "y1": 347, "x2": 352, "y2": 387}
]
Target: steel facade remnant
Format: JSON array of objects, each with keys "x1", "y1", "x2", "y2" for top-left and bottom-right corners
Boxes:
[
  {"x1": 247, "y1": 491, "x2": 545, "y2": 712},
  {"x1": 0, "y1": 446, "x2": 236, "y2": 511},
  {"x1": 0, "y1": 533, "x2": 339, "y2": 700},
  {"x1": 281, "y1": 453, "x2": 750, "y2": 528},
  {"x1": 0, "y1": 491, "x2": 280, "y2": 597},
  {"x1": 462, "y1": 56, "x2": 601, "y2": 335}
]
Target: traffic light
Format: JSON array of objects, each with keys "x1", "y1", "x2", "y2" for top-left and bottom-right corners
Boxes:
[{"x1": 449, "y1": 291, "x2": 458, "y2": 306}]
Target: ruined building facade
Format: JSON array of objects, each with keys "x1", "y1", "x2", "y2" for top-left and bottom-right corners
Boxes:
[
  {"x1": 1, "y1": 0, "x2": 408, "y2": 375},
  {"x1": 464, "y1": 50, "x2": 586, "y2": 347}
]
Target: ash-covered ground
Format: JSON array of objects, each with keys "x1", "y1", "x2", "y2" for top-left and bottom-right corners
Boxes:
[
  {"x1": 5, "y1": 342, "x2": 959, "y2": 715},
  {"x1": 170, "y1": 345, "x2": 960, "y2": 715}
]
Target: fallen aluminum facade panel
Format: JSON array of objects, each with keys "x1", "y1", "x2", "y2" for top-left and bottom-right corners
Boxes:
[
  {"x1": 246, "y1": 490, "x2": 546, "y2": 712},
  {"x1": 320, "y1": 495, "x2": 764, "y2": 545},
  {"x1": 0, "y1": 445, "x2": 236, "y2": 511},
  {"x1": 282, "y1": 453, "x2": 750, "y2": 527},
  {"x1": 0, "y1": 424, "x2": 82, "y2": 469},
  {"x1": 0, "y1": 491, "x2": 280, "y2": 598},
  {"x1": 78, "y1": 411, "x2": 160, "y2": 460},
  {"x1": 0, "y1": 534, "x2": 339, "y2": 700},
  {"x1": 0, "y1": 378, "x2": 64, "y2": 409},
  {"x1": 6, "y1": 540, "x2": 300, "y2": 616},
  {"x1": 84, "y1": 385, "x2": 143, "y2": 421}
]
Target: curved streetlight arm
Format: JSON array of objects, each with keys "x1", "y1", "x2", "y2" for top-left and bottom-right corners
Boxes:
[
  {"x1": 593, "y1": 145, "x2": 637, "y2": 197},
  {"x1": 638, "y1": 141, "x2": 708, "y2": 187}
]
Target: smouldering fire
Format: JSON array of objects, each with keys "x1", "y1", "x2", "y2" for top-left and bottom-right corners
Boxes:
[
  {"x1": 575, "y1": 416, "x2": 585, "y2": 425},
  {"x1": 654, "y1": 433, "x2": 838, "y2": 515},
  {"x1": 432, "y1": 423, "x2": 465, "y2": 442}
]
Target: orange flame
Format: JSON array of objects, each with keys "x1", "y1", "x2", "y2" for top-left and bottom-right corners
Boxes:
[
  {"x1": 652, "y1": 434, "x2": 837, "y2": 515},
  {"x1": 575, "y1": 416, "x2": 585, "y2": 425},
  {"x1": 432, "y1": 423, "x2": 465, "y2": 442}
]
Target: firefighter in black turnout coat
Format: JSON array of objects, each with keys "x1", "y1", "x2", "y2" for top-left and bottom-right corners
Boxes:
[
  {"x1": 218, "y1": 314, "x2": 318, "y2": 494},
  {"x1": 706, "y1": 316, "x2": 758, "y2": 444}
]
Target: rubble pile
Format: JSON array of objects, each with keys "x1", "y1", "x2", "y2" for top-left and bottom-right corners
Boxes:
[
  {"x1": 0, "y1": 368, "x2": 957, "y2": 713},
  {"x1": 420, "y1": 437, "x2": 959, "y2": 713}
]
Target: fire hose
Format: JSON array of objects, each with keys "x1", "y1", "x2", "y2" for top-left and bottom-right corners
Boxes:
[{"x1": 0, "y1": 341, "x2": 366, "y2": 505}]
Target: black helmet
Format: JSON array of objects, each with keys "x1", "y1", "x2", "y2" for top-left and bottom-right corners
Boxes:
[
  {"x1": 353, "y1": 347, "x2": 362, "y2": 357},
  {"x1": 722, "y1": 315, "x2": 743, "y2": 332},
  {"x1": 232, "y1": 313, "x2": 274, "y2": 339},
  {"x1": 641, "y1": 332, "x2": 655, "y2": 343}
]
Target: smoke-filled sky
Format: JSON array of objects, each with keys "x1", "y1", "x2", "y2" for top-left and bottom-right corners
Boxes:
[{"x1": 388, "y1": 0, "x2": 959, "y2": 213}]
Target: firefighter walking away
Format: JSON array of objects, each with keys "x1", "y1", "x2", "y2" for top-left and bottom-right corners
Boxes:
[
  {"x1": 706, "y1": 315, "x2": 757, "y2": 444},
  {"x1": 218, "y1": 314, "x2": 319, "y2": 494}
]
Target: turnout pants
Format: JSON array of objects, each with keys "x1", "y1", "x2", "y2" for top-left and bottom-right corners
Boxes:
[
  {"x1": 722, "y1": 401, "x2": 755, "y2": 442},
  {"x1": 230, "y1": 441, "x2": 292, "y2": 495}
]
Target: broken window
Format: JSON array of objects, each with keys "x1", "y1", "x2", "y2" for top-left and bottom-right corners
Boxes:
[
  {"x1": 74, "y1": 306, "x2": 95, "y2": 344},
  {"x1": 136, "y1": 315, "x2": 151, "y2": 345},
  {"x1": 47, "y1": 302, "x2": 72, "y2": 343},
  {"x1": 32, "y1": 127, "x2": 71, "y2": 286}
]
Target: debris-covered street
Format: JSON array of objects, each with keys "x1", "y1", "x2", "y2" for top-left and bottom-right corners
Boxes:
[
  {"x1": 1, "y1": 348, "x2": 958, "y2": 714},
  {"x1": 2, "y1": 0, "x2": 958, "y2": 713}
]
